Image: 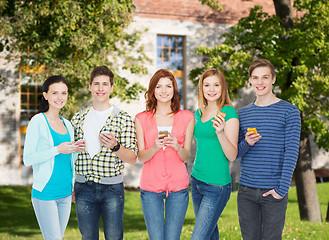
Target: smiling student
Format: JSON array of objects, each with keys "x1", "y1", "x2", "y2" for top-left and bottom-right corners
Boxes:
[
  {"x1": 23, "y1": 75, "x2": 84, "y2": 240},
  {"x1": 191, "y1": 69, "x2": 239, "y2": 240},
  {"x1": 237, "y1": 59, "x2": 301, "y2": 240},
  {"x1": 71, "y1": 66, "x2": 137, "y2": 240},
  {"x1": 135, "y1": 69, "x2": 194, "y2": 240}
]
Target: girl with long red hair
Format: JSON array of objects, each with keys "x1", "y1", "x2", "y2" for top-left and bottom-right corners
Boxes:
[{"x1": 135, "y1": 69, "x2": 194, "y2": 240}]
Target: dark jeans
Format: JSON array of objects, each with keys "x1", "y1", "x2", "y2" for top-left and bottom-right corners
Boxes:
[
  {"x1": 75, "y1": 181, "x2": 125, "y2": 240},
  {"x1": 237, "y1": 185, "x2": 288, "y2": 240},
  {"x1": 191, "y1": 176, "x2": 231, "y2": 240}
]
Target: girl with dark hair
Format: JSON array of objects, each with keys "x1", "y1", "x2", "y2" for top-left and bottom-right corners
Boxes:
[
  {"x1": 23, "y1": 75, "x2": 84, "y2": 240},
  {"x1": 135, "y1": 69, "x2": 194, "y2": 239},
  {"x1": 191, "y1": 69, "x2": 239, "y2": 240}
]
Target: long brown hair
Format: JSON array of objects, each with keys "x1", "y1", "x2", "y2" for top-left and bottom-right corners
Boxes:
[
  {"x1": 145, "y1": 69, "x2": 180, "y2": 114},
  {"x1": 197, "y1": 69, "x2": 232, "y2": 113}
]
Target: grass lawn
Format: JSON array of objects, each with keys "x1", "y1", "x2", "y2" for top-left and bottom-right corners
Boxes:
[{"x1": 0, "y1": 183, "x2": 328, "y2": 239}]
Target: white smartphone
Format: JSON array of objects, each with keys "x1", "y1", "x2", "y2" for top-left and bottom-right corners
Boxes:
[
  {"x1": 75, "y1": 139, "x2": 85, "y2": 145},
  {"x1": 101, "y1": 131, "x2": 111, "y2": 136}
]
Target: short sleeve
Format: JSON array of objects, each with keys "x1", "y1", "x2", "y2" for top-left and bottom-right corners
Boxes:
[{"x1": 221, "y1": 105, "x2": 239, "y2": 121}]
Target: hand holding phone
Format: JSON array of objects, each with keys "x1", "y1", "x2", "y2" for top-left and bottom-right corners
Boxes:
[
  {"x1": 75, "y1": 139, "x2": 86, "y2": 145},
  {"x1": 74, "y1": 139, "x2": 86, "y2": 152},
  {"x1": 247, "y1": 128, "x2": 258, "y2": 134},
  {"x1": 158, "y1": 131, "x2": 169, "y2": 139},
  {"x1": 246, "y1": 128, "x2": 261, "y2": 146}
]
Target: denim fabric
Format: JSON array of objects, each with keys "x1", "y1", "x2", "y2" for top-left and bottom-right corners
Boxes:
[
  {"x1": 237, "y1": 185, "x2": 288, "y2": 240},
  {"x1": 140, "y1": 187, "x2": 189, "y2": 240},
  {"x1": 191, "y1": 176, "x2": 231, "y2": 240},
  {"x1": 75, "y1": 181, "x2": 125, "y2": 240},
  {"x1": 31, "y1": 195, "x2": 72, "y2": 240}
]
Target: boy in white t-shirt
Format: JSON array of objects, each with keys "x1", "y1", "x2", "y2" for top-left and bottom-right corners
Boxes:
[{"x1": 71, "y1": 66, "x2": 137, "y2": 240}]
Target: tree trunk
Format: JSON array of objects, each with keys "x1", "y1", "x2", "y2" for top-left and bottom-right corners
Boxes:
[
  {"x1": 294, "y1": 128, "x2": 322, "y2": 222},
  {"x1": 326, "y1": 202, "x2": 329, "y2": 222},
  {"x1": 273, "y1": 0, "x2": 322, "y2": 223},
  {"x1": 273, "y1": 0, "x2": 293, "y2": 30}
]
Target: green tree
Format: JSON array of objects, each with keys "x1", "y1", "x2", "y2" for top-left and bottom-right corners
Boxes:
[
  {"x1": 193, "y1": 0, "x2": 329, "y2": 221},
  {"x1": 0, "y1": 0, "x2": 148, "y2": 118}
]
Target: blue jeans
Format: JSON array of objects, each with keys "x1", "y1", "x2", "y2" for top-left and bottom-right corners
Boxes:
[
  {"x1": 191, "y1": 176, "x2": 231, "y2": 240},
  {"x1": 32, "y1": 195, "x2": 72, "y2": 240},
  {"x1": 140, "y1": 187, "x2": 189, "y2": 240},
  {"x1": 75, "y1": 181, "x2": 125, "y2": 240},
  {"x1": 237, "y1": 185, "x2": 288, "y2": 240}
]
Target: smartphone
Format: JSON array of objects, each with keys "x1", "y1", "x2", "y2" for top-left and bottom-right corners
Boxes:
[
  {"x1": 75, "y1": 139, "x2": 85, "y2": 145},
  {"x1": 158, "y1": 131, "x2": 169, "y2": 139},
  {"x1": 247, "y1": 128, "x2": 258, "y2": 134},
  {"x1": 101, "y1": 131, "x2": 111, "y2": 135}
]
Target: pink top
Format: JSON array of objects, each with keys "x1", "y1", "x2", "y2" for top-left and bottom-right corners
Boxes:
[{"x1": 136, "y1": 110, "x2": 194, "y2": 193}]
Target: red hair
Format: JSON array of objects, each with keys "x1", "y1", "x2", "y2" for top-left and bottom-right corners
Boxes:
[{"x1": 145, "y1": 69, "x2": 180, "y2": 114}]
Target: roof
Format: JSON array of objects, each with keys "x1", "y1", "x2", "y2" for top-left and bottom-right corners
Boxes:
[{"x1": 133, "y1": 0, "x2": 276, "y2": 24}]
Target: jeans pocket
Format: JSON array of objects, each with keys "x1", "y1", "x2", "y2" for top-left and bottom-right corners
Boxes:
[
  {"x1": 177, "y1": 187, "x2": 189, "y2": 194},
  {"x1": 268, "y1": 194, "x2": 285, "y2": 202},
  {"x1": 238, "y1": 185, "x2": 249, "y2": 193},
  {"x1": 107, "y1": 182, "x2": 124, "y2": 196},
  {"x1": 74, "y1": 182, "x2": 85, "y2": 193}
]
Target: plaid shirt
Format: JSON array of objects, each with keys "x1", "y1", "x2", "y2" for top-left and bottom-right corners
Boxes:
[{"x1": 71, "y1": 105, "x2": 137, "y2": 183}]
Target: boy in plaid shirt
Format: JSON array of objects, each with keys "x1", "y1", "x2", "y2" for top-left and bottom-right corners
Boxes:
[{"x1": 71, "y1": 66, "x2": 137, "y2": 240}]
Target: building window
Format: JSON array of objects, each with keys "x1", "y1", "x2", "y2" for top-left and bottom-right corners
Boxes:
[
  {"x1": 19, "y1": 73, "x2": 42, "y2": 164},
  {"x1": 20, "y1": 81, "x2": 42, "y2": 126},
  {"x1": 157, "y1": 35, "x2": 185, "y2": 108}
]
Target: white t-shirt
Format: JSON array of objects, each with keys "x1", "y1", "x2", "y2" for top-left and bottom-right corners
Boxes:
[{"x1": 83, "y1": 106, "x2": 113, "y2": 158}]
